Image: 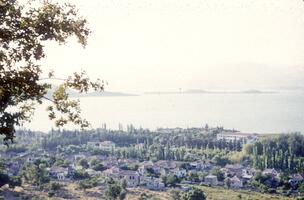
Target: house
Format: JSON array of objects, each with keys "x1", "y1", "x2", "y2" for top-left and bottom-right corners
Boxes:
[
  {"x1": 120, "y1": 170, "x2": 140, "y2": 187},
  {"x1": 87, "y1": 141, "x2": 115, "y2": 151},
  {"x1": 103, "y1": 167, "x2": 140, "y2": 187},
  {"x1": 222, "y1": 164, "x2": 244, "y2": 177},
  {"x1": 49, "y1": 166, "x2": 70, "y2": 181},
  {"x1": 242, "y1": 168, "x2": 256, "y2": 176},
  {"x1": 153, "y1": 160, "x2": 178, "y2": 173},
  {"x1": 241, "y1": 174, "x2": 253, "y2": 183},
  {"x1": 144, "y1": 177, "x2": 165, "y2": 191},
  {"x1": 229, "y1": 176, "x2": 243, "y2": 188},
  {"x1": 204, "y1": 175, "x2": 218, "y2": 186},
  {"x1": 118, "y1": 158, "x2": 140, "y2": 166},
  {"x1": 190, "y1": 161, "x2": 212, "y2": 170},
  {"x1": 138, "y1": 161, "x2": 154, "y2": 175},
  {"x1": 103, "y1": 167, "x2": 121, "y2": 179},
  {"x1": 160, "y1": 168, "x2": 169, "y2": 176},
  {"x1": 154, "y1": 160, "x2": 177, "y2": 169},
  {"x1": 241, "y1": 168, "x2": 254, "y2": 182},
  {"x1": 173, "y1": 168, "x2": 187, "y2": 178},
  {"x1": 101, "y1": 157, "x2": 118, "y2": 168},
  {"x1": 262, "y1": 168, "x2": 278, "y2": 177}
]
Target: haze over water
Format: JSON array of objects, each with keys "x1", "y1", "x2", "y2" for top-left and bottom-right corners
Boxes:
[
  {"x1": 25, "y1": 91, "x2": 304, "y2": 134},
  {"x1": 27, "y1": 0, "x2": 304, "y2": 134}
]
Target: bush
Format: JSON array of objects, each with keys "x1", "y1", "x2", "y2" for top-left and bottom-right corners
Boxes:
[
  {"x1": 78, "y1": 178, "x2": 98, "y2": 190},
  {"x1": 0, "y1": 171, "x2": 9, "y2": 187},
  {"x1": 48, "y1": 191, "x2": 55, "y2": 197},
  {"x1": 182, "y1": 187, "x2": 206, "y2": 200},
  {"x1": 73, "y1": 169, "x2": 90, "y2": 180},
  {"x1": 92, "y1": 163, "x2": 106, "y2": 171},
  {"x1": 9, "y1": 176, "x2": 22, "y2": 188},
  {"x1": 49, "y1": 182, "x2": 61, "y2": 191}
]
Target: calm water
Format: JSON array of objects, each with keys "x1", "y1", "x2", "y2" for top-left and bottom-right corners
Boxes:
[{"x1": 26, "y1": 92, "x2": 304, "y2": 133}]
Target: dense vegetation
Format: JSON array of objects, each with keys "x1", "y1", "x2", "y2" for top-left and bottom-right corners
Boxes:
[
  {"x1": 10, "y1": 128, "x2": 304, "y2": 174},
  {"x1": 246, "y1": 133, "x2": 304, "y2": 173}
]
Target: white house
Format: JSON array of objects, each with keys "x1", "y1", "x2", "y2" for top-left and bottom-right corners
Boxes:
[{"x1": 87, "y1": 141, "x2": 116, "y2": 151}]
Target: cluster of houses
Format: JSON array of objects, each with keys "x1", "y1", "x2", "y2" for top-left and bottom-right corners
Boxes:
[
  {"x1": 45, "y1": 155, "x2": 304, "y2": 192},
  {"x1": 2, "y1": 139, "x2": 304, "y2": 193}
]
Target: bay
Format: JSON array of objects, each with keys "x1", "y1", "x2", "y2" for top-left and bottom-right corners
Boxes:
[{"x1": 25, "y1": 91, "x2": 304, "y2": 133}]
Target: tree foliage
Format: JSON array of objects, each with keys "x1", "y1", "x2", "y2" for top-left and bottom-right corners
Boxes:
[
  {"x1": 0, "y1": 0, "x2": 104, "y2": 145},
  {"x1": 105, "y1": 182, "x2": 126, "y2": 200},
  {"x1": 182, "y1": 187, "x2": 206, "y2": 200},
  {"x1": 247, "y1": 133, "x2": 304, "y2": 173}
]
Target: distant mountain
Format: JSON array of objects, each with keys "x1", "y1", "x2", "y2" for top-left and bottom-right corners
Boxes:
[
  {"x1": 46, "y1": 86, "x2": 137, "y2": 98},
  {"x1": 240, "y1": 89, "x2": 276, "y2": 94},
  {"x1": 145, "y1": 89, "x2": 278, "y2": 95},
  {"x1": 78, "y1": 91, "x2": 137, "y2": 97},
  {"x1": 184, "y1": 89, "x2": 209, "y2": 93},
  {"x1": 145, "y1": 91, "x2": 181, "y2": 95}
]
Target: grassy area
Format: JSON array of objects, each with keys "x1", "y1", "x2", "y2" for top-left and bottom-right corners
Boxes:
[
  {"x1": 196, "y1": 186, "x2": 295, "y2": 200},
  {"x1": 1, "y1": 184, "x2": 298, "y2": 200},
  {"x1": 127, "y1": 186, "x2": 296, "y2": 200},
  {"x1": 126, "y1": 188, "x2": 169, "y2": 200}
]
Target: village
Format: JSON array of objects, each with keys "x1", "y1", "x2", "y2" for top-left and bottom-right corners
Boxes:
[{"x1": 1, "y1": 126, "x2": 303, "y2": 199}]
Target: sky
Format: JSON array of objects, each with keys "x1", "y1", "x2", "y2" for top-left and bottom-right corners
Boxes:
[{"x1": 41, "y1": 0, "x2": 304, "y2": 93}]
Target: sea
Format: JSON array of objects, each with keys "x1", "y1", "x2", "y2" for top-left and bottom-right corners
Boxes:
[{"x1": 24, "y1": 91, "x2": 304, "y2": 134}]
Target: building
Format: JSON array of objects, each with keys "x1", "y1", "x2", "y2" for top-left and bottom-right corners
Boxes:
[
  {"x1": 222, "y1": 164, "x2": 244, "y2": 177},
  {"x1": 262, "y1": 168, "x2": 278, "y2": 177},
  {"x1": 103, "y1": 167, "x2": 140, "y2": 187},
  {"x1": 229, "y1": 176, "x2": 243, "y2": 188},
  {"x1": 190, "y1": 161, "x2": 212, "y2": 170},
  {"x1": 120, "y1": 170, "x2": 140, "y2": 187},
  {"x1": 144, "y1": 177, "x2": 165, "y2": 191},
  {"x1": 138, "y1": 161, "x2": 154, "y2": 175},
  {"x1": 154, "y1": 160, "x2": 178, "y2": 171},
  {"x1": 49, "y1": 166, "x2": 70, "y2": 181},
  {"x1": 173, "y1": 168, "x2": 187, "y2": 178},
  {"x1": 204, "y1": 175, "x2": 218, "y2": 186},
  {"x1": 87, "y1": 141, "x2": 116, "y2": 151},
  {"x1": 216, "y1": 131, "x2": 257, "y2": 144},
  {"x1": 101, "y1": 157, "x2": 118, "y2": 168}
]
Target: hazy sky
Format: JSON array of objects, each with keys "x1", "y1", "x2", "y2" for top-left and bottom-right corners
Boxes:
[{"x1": 42, "y1": 0, "x2": 304, "y2": 92}]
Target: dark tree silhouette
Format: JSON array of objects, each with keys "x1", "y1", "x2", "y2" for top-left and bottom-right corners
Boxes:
[{"x1": 0, "y1": 0, "x2": 104, "y2": 145}]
